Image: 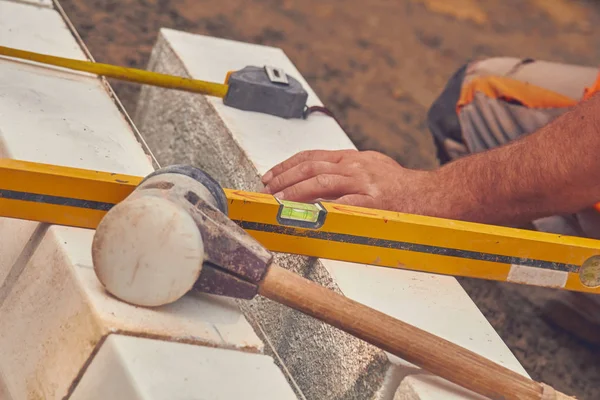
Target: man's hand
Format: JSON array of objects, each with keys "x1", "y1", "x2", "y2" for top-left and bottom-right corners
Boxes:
[
  {"x1": 261, "y1": 149, "x2": 433, "y2": 213},
  {"x1": 266, "y1": 91, "x2": 600, "y2": 228}
]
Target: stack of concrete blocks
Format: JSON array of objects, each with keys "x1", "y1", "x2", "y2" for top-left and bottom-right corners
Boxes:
[
  {"x1": 0, "y1": 1, "x2": 298, "y2": 399},
  {"x1": 0, "y1": 0, "x2": 533, "y2": 399},
  {"x1": 134, "y1": 29, "x2": 533, "y2": 399}
]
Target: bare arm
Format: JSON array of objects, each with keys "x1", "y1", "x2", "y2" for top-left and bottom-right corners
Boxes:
[
  {"x1": 431, "y1": 92, "x2": 600, "y2": 225},
  {"x1": 262, "y1": 93, "x2": 600, "y2": 226}
]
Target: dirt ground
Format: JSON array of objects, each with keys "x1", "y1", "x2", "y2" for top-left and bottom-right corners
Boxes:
[{"x1": 57, "y1": 0, "x2": 600, "y2": 398}]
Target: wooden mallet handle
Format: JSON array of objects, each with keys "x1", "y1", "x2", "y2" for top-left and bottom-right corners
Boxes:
[{"x1": 259, "y1": 264, "x2": 573, "y2": 400}]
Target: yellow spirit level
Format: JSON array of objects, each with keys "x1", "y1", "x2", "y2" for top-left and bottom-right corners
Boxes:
[{"x1": 1, "y1": 158, "x2": 599, "y2": 294}]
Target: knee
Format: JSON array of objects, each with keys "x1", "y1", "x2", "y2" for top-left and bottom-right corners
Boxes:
[
  {"x1": 426, "y1": 57, "x2": 532, "y2": 164},
  {"x1": 426, "y1": 56, "x2": 524, "y2": 132}
]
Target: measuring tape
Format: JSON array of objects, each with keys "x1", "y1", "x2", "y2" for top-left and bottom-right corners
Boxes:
[
  {"x1": 0, "y1": 45, "x2": 311, "y2": 119},
  {"x1": 0, "y1": 45, "x2": 228, "y2": 97},
  {"x1": 1, "y1": 159, "x2": 599, "y2": 294}
]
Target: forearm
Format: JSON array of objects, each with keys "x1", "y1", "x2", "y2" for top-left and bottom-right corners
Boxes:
[{"x1": 427, "y1": 93, "x2": 600, "y2": 226}]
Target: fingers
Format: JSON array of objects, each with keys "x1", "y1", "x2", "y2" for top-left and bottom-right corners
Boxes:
[
  {"x1": 262, "y1": 149, "x2": 356, "y2": 185},
  {"x1": 263, "y1": 161, "x2": 340, "y2": 195},
  {"x1": 274, "y1": 175, "x2": 359, "y2": 203}
]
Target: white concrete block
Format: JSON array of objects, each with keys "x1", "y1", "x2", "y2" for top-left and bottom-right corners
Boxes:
[
  {"x1": 0, "y1": 4, "x2": 151, "y2": 174},
  {"x1": 135, "y1": 29, "x2": 530, "y2": 399},
  {"x1": 57, "y1": 226, "x2": 262, "y2": 351},
  {"x1": 70, "y1": 334, "x2": 298, "y2": 400},
  {"x1": 394, "y1": 375, "x2": 486, "y2": 400},
  {"x1": 0, "y1": 224, "x2": 263, "y2": 399},
  {"x1": 0, "y1": 59, "x2": 152, "y2": 173},
  {"x1": 7, "y1": 0, "x2": 53, "y2": 8},
  {"x1": 11, "y1": 0, "x2": 53, "y2": 8},
  {"x1": 0, "y1": 2, "x2": 80, "y2": 59},
  {"x1": 0, "y1": 370, "x2": 12, "y2": 400},
  {"x1": 0, "y1": 218, "x2": 42, "y2": 287},
  {"x1": 325, "y1": 260, "x2": 527, "y2": 373}
]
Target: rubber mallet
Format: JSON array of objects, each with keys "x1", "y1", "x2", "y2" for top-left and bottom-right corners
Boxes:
[{"x1": 91, "y1": 165, "x2": 573, "y2": 400}]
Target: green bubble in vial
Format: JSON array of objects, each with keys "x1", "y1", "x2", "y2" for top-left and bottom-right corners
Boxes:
[{"x1": 279, "y1": 200, "x2": 320, "y2": 223}]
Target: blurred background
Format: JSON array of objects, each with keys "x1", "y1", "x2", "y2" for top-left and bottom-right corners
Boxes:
[{"x1": 58, "y1": 0, "x2": 600, "y2": 398}]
